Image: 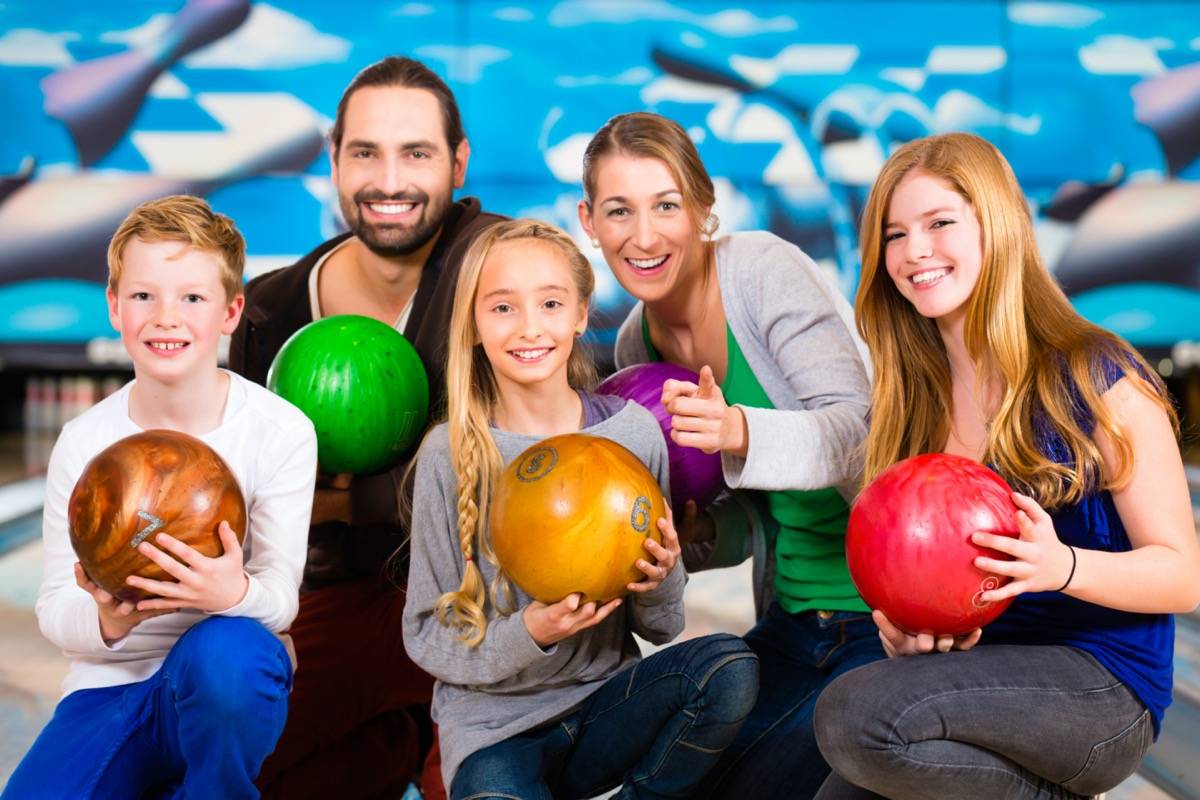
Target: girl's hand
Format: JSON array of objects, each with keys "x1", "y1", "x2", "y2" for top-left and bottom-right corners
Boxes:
[
  {"x1": 874, "y1": 609, "x2": 982, "y2": 658},
  {"x1": 129, "y1": 522, "x2": 250, "y2": 614},
  {"x1": 971, "y1": 492, "x2": 1076, "y2": 602},
  {"x1": 74, "y1": 563, "x2": 173, "y2": 644},
  {"x1": 628, "y1": 513, "x2": 682, "y2": 593},
  {"x1": 523, "y1": 593, "x2": 623, "y2": 647},
  {"x1": 662, "y1": 366, "x2": 747, "y2": 456}
]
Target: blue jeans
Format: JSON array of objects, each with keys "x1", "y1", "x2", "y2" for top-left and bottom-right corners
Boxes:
[
  {"x1": 450, "y1": 633, "x2": 759, "y2": 800},
  {"x1": 3, "y1": 616, "x2": 293, "y2": 800},
  {"x1": 813, "y1": 644, "x2": 1153, "y2": 799},
  {"x1": 701, "y1": 603, "x2": 886, "y2": 800}
]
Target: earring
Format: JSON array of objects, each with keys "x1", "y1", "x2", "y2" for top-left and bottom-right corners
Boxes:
[
  {"x1": 574, "y1": 328, "x2": 585, "y2": 337},
  {"x1": 590, "y1": 238, "x2": 600, "y2": 248}
]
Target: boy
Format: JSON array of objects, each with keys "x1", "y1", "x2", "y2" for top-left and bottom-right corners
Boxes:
[{"x1": 2, "y1": 195, "x2": 317, "y2": 799}]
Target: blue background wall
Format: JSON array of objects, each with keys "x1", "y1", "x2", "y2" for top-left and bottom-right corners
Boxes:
[{"x1": 2, "y1": 0, "x2": 1200, "y2": 366}]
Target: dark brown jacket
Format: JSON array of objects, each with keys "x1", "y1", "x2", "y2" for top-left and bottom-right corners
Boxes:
[{"x1": 229, "y1": 197, "x2": 504, "y2": 587}]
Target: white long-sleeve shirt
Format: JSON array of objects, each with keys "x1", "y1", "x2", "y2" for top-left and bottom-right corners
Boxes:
[{"x1": 38, "y1": 371, "x2": 317, "y2": 698}]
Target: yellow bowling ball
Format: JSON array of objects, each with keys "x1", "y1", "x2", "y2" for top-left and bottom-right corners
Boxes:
[{"x1": 490, "y1": 433, "x2": 666, "y2": 603}]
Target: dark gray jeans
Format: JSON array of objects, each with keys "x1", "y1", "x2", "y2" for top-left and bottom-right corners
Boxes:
[{"x1": 813, "y1": 644, "x2": 1153, "y2": 799}]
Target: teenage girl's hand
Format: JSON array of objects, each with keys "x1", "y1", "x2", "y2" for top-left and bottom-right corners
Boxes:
[
  {"x1": 970, "y1": 492, "x2": 1076, "y2": 602},
  {"x1": 628, "y1": 513, "x2": 682, "y2": 593},
  {"x1": 873, "y1": 610, "x2": 982, "y2": 658},
  {"x1": 127, "y1": 522, "x2": 250, "y2": 614},
  {"x1": 523, "y1": 593, "x2": 623, "y2": 647},
  {"x1": 662, "y1": 366, "x2": 748, "y2": 457},
  {"x1": 75, "y1": 563, "x2": 174, "y2": 645}
]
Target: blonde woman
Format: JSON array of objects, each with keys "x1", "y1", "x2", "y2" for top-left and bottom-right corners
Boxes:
[
  {"x1": 401, "y1": 219, "x2": 758, "y2": 799},
  {"x1": 580, "y1": 112, "x2": 877, "y2": 799},
  {"x1": 813, "y1": 133, "x2": 1200, "y2": 799}
]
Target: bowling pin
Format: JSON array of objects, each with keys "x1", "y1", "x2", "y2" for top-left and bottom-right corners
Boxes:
[{"x1": 41, "y1": 0, "x2": 251, "y2": 166}]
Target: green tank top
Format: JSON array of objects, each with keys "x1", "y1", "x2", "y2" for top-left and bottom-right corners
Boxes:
[{"x1": 642, "y1": 318, "x2": 866, "y2": 613}]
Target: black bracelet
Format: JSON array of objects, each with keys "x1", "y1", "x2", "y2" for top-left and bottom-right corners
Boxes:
[{"x1": 1055, "y1": 545, "x2": 1077, "y2": 592}]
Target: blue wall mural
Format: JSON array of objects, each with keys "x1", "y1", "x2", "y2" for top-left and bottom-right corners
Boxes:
[{"x1": 2, "y1": 0, "x2": 1200, "y2": 368}]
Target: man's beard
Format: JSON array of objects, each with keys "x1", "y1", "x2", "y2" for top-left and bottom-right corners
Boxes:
[{"x1": 341, "y1": 187, "x2": 451, "y2": 258}]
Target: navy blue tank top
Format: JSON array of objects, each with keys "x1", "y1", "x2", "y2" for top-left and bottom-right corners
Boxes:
[{"x1": 983, "y1": 356, "x2": 1174, "y2": 736}]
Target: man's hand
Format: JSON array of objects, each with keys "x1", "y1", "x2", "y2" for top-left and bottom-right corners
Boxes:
[{"x1": 311, "y1": 472, "x2": 353, "y2": 525}]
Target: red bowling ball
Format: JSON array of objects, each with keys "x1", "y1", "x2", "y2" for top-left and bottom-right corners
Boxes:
[{"x1": 846, "y1": 453, "x2": 1020, "y2": 635}]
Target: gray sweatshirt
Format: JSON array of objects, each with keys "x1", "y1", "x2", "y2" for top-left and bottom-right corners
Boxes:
[
  {"x1": 614, "y1": 230, "x2": 871, "y2": 616},
  {"x1": 402, "y1": 399, "x2": 685, "y2": 788}
]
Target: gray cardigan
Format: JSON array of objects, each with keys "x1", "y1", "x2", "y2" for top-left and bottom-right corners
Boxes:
[
  {"x1": 402, "y1": 401, "x2": 685, "y2": 788},
  {"x1": 613, "y1": 230, "x2": 871, "y2": 616}
]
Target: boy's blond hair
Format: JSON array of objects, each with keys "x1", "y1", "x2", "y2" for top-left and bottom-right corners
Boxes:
[{"x1": 108, "y1": 195, "x2": 245, "y2": 300}]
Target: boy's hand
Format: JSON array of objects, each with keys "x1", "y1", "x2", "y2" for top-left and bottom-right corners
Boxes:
[
  {"x1": 627, "y1": 513, "x2": 682, "y2": 593},
  {"x1": 128, "y1": 521, "x2": 249, "y2": 614},
  {"x1": 74, "y1": 563, "x2": 173, "y2": 645},
  {"x1": 523, "y1": 593, "x2": 622, "y2": 648}
]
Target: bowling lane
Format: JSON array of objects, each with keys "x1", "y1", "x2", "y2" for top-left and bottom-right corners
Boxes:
[
  {"x1": 1140, "y1": 614, "x2": 1200, "y2": 798},
  {"x1": 0, "y1": 509, "x2": 67, "y2": 789},
  {"x1": 0, "y1": 478, "x2": 43, "y2": 559}
]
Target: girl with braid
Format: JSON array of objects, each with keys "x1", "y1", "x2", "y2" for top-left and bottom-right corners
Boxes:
[{"x1": 401, "y1": 219, "x2": 759, "y2": 799}]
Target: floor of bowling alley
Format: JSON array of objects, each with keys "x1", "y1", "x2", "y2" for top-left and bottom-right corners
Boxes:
[{"x1": 0, "y1": 420, "x2": 1180, "y2": 797}]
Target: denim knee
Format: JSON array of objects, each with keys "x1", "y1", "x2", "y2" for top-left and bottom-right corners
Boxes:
[
  {"x1": 169, "y1": 617, "x2": 291, "y2": 721},
  {"x1": 691, "y1": 633, "x2": 760, "y2": 725}
]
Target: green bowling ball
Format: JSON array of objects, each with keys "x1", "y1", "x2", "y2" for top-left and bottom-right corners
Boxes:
[{"x1": 267, "y1": 314, "x2": 429, "y2": 474}]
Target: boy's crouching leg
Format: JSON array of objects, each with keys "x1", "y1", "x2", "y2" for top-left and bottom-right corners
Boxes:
[{"x1": 163, "y1": 616, "x2": 293, "y2": 796}]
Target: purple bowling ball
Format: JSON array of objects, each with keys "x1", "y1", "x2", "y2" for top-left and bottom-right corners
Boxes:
[{"x1": 598, "y1": 362, "x2": 726, "y2": 513}]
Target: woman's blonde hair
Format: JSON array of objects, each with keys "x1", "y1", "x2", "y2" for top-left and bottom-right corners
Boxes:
[
  {"x1": 435, "y1": 219, "x2": 597, "y2": 645},
  {"x1": 856, "y1": 132, "x2": 1175, "y2": 506}
]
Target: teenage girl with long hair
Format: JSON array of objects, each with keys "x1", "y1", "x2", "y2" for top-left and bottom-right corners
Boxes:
[
  {"x1": 813, "y1": 132, "x2": 1200, "y2": 799},
  {"x1": 579, "y1": 111, "x2": 878, "y2": 799},
  {"x1": 401, "y1": 219, "x2": 759, "y2": 799}
]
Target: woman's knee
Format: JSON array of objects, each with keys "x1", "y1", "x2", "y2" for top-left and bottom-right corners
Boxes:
[{"x1": 690, "y1": 633, "x2": 760, "y2": 723}]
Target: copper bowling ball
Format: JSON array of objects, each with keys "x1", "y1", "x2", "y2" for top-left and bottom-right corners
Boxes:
[
  {"x1": 68, "y1": 429, "x2": 247, "y2": 603},
  {"x1": 490, "y1": 433, "x2": 666, "y2": 604}
]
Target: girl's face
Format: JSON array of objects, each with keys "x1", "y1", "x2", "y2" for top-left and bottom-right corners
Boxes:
[
  {"x1": 474, "y1": 238, "x2": 588, "y2": 394},
  {"x1": 883, "y1": 169, "x2": 983, "y2": 327},
  {"x1": 578, "y1": 154, "x2": 706, "y2": 305}
]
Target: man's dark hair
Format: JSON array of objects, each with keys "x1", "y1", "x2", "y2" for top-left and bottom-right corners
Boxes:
[{"x1": 329, "y1": 56, "x2": 465, "y2": 160}]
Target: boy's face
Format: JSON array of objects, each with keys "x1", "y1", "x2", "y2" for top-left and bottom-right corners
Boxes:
[{"x1": 107, "y1": 238, "x2": 244, "y2": 384}]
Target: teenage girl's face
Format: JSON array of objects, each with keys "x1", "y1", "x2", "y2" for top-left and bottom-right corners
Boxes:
[
  {"x1": 883, "y1": 169, "x2": 983, "y2": 328},
  {"x1": 578, "y1": 154, "x2": 706, "y2": 305},
  {"x1": 474, "y1": 238, "x2": 588, "y2": 394}
]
